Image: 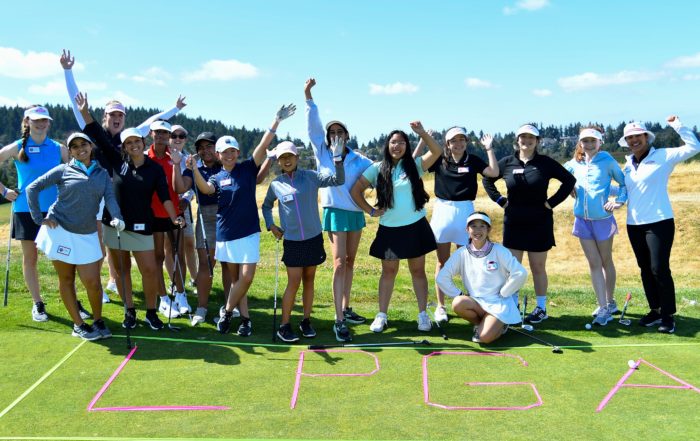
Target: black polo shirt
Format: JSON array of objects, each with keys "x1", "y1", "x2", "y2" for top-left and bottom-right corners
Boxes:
[{"x1": 429, "y1": 154, "x2": 487, "y2": 201}]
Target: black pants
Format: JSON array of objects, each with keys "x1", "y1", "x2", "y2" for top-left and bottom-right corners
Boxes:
[{"x1": 627, "y1": 219, "x2": 676, "y2": 316}]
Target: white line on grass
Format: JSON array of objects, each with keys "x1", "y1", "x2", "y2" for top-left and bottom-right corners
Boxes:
[{"x1": 0, "y1": 339, "x2": 87, "y2": 419}]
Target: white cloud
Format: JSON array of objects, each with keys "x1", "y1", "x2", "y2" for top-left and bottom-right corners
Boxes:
[
  {"x1": 182, "y1": 59, "x2": 259, "y2": 82},
  {"x1": 557, "y1": 70, "x2": 664, "y2": 91},
  {"x1": 682, "y1": 74, "x2": 700, "y2": 81},
  {"x1": 0, "y1": 95, "x2": 31, "y2": 107},
  {"x1": 665, "y1": 52, "x2": 700, "y2": 69},
  {"x1": 504, "y1": 0, "x2": 550, "y2": 15},
  {"x1": 465, "y1": 77, "x2": 495, "y2": 88},
  {"x1": 368, "y1": 82, "x2": 419, "y2": 95},
  {"x1": 0, "y1": 47, "x2": 84, "y2": 79},
  {"x1": 117, "y1": 67, "x2": 171, "y2": 87},
  {"x1": 28, "y1": 79, "x2": 107, "y2": 96},
  {"x1": 532, "y1": 88, "x2": 552, "y2": 96}
]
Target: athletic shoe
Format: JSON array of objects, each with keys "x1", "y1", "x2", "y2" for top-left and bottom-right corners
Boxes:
[
  {"x1": 369, "y1": 312, "x2": 388, "y2": 333},
  {"x1": 32, "y1": 301, "x2": 48, "y2": 322},
  {"x1": 592, "y1": 300, "x2": 620, "y2": 317},
  {"x1": 591, "y1": 305, "x2": 603, "y2": 317},
  {"x1": 102, "y1": 291, "x2": 111, "y2": 304},
  {"x1": 334, "y1": 320, "x2": 352, "y2": 342},
  {"x1": 159, "y1": 296, "x2": 181, "y2": 318},
  {"x1": 217, "y1": 310, "x2": 233, "y2": 334},
  {"x1": 472, "y1": 327, "x2": 481, "y2": 343},
  {"x1": 93, "y1": 319, "x2": 112, "y2": 339},
  {"x1": 299, "y1": 318, "x2": 316, "y2": 338},
  {"x1": 502, "y1": 324, "x2": 509, "y2": 335},
  {"x1": 639, "y1": 310, "x2": 662, "y2": 327},
  {"x1": 105, "y1": 279, "x2": 118, "y2": 293},
  {"x1": 657, "y1": 316, "x2": 675, "y2": 334},
  {"x1": 191, "y1": 307, "x2": 207, "y2": 326},
  {"x1": 592, "y1": 307, "x2": 613, "y2": 326},
  {"x1": 122, "y1": 308, "x2": 137, "y2": 329},
  {"x1": 277, "y1": 323, "x2": 299, "y2": 343},
  {"x1": 342, "y1": 307, "x2": 366, "y2": 324},
  {"x1": 71, "y1": 323, "x2": 101, "y2": 341},
  {"x1": 417, "y1": 311, "x2": 432, "y2": 332},
  {"x1": 434, "y1": 305, "x2": 449, "y2": 323},
  {"x1": 175, "y1": 292, "x2": 192, "y2": 315},
  {"x1": 215, "y1": 305, "x2": 240, "y2": 324},
  {"x1": 144, "y1": 310, "x2": 164, "y2": 330},
  {"x1": 524, "y1": 306, "x2": 548, "y2": 324},
  {"x1": 189, "y1": 278, "x2": 196, "y2": 288},
  {"x1": 77, "y1": 301, "x2": 92, "y2": 320},
  {"x1": 237, "y1": 318, "x2": 252, "y2": 337}
]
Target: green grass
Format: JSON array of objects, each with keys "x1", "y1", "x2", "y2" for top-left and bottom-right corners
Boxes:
[{"x1": 1, "y1": 175, "x2": 700, "y2": 440}]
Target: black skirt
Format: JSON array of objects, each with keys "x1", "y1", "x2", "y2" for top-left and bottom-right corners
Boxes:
[
  {"x1": 12, "y1": 212, "x2": 45, "y2": 241},
  {"x1": 282, "y1": 233, "x2": 327, "y2": 267},
  {"x1": 369, "y1": 217, "x2": 437, "y2": 260},
  {"x1": 502, "y1": 205, "x2": 555, "y2": 252}
]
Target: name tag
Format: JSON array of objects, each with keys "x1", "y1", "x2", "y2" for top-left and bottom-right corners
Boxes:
[
  {"x1": 458, "y1": 167, "x2": 470, "y2": 174},
  {"x1": 220, "y1": 178, "x2": 232, "y2": 186},
  {"x1": 399, "y1": 173, "x2": 407, "y2": 180},
  {"x1": 282, "y1": 194, "x2": 294, "y2": 203},
  {"x1": 134, "y1": 223, "x2": 145, "y2": 231},
  {"x1": 486, "y1": 260, "x2": 498, "y2": 271},
  {"x1": 28, "y1": 147, "x2": 40, "y2": 154},
  {"x1": 513, "y1": 168, "x2": 525, "y2": 175},
  {"x1": 57, "y1": 245, "x2": 71, "y2": 256}
]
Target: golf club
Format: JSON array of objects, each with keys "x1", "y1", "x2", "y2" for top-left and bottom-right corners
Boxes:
[
  {"x1": 3, "y1": 202, "x2": 13, "y2": 307},
  {"x1": 427, "y1": 302, "x2": 448, "y2": 340},
  {"x1": 519, "y1": 293, "x2": 533, "y2": 331},
  {"x1": 116, "y1": 229, "x2": 132, "y2": 350},
  {"x1": 272, "y1": 237, "x2": 280, "y2": 342},
  {"x1": 618, "y1": 292, "x2": 632, "y2": 326},
  {"x1": 308, "y1": 339, "x2": 431, "y2": 350},
  {"x1": 165, "y1": 227, "x2": 182, "y2": 332},
  {"x1": 509, "y1": 326, "x2": 563, "y2": 354},
  {"x1": 191, "y1": 176, "x2": 213, "y2": 278}
]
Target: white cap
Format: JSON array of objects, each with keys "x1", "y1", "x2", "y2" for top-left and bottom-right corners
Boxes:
[
  {"x1": 66, "y1": 132, "x2": 93, "y2": 147},
  {"x1": 445, "y1": 126, "x2": 468, "y2": 142},
  {"x1": 215, "y1": 135, "x2": 240, "y2": 152},
  {"x1": 579, "y1": 128, "x2": 604, "y2": 142},
  {"x1": 171, "y1": 125, "x2": 188, "y2": 135},
  {"x1": 467, "y1": 212, "x2": 491, "y2": 227},
  {"x1": 149, "y1": 120, "x2": 172, "y2": 132},
  {"x1": 24, "y1": 106, "x2": 52, "y2": 121},
  {"x1": 274, "y1": 141, "x2": 298, "y2": 158},
  {"x1": 120, "y1": 128, "x2": 143, "y2": 144},
  {"x1": 105, "y1": 102, "x2": 126, "y2": 114},
  {"x1": 516, "y1": 124, "x2": 540, "y2": 138},
  {"x1": 618, "y1": 122, "x2": 655, "y2": 147},
  {"x1": 325, "y1": 120, "x2": 348, "y2": 133}
]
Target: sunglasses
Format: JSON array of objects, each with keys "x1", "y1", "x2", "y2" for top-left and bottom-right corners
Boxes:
[{"x1": 170, "y1": 133, "x2": 187, "y2": 139}]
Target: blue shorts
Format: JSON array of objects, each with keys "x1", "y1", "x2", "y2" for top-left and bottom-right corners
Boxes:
[
  {"x1": 322, "y1": 207, "x2": 365, "y2": 232},
  {"x1": 572, "y1": 216, "x2": 618, "y2": 241}
]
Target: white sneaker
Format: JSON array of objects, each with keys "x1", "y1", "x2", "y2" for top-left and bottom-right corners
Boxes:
[
  {"x1": 159, "y1": 296, "x2": 181, "y2": 318},
  {"x1": 105, "y1": 279, "x2": 118, "y2": 293},
  {"x1": 191, "y1": 307, "x2": 207, "y2": 326},
  {"x1": 214, "y1": 305, "x2": 240, "y2": 323},
  {"x1": 369, "y1": 312, "x2": 388, "y2": 333},
  {"x1": 32, "y1": 301, "x2": 48, "y2": 322},
  {"x1": 434, "y1": 306, "x2": 449, "y2": 322},
  {"x1": 175, "y1": 292, "x2": 192, "y2": 314},
  {"x1": 417, "y1": 311, "x2": 432, "y2": 332},
  {"x1": 102, "y1": 291, "x2": 111, "y2": 304}
]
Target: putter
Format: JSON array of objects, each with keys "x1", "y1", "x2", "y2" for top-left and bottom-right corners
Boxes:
[
  {"x1": 509, "y1": 326, "x2": 563, "y2": 354},
  {"x1": 165, "y1": 228, "x2": 182, "y2": 332},
  {"x1": 272, "y1": 237, "x2": 281, "y2": 342},
  {"x1": 116, "y1": 229, "x2": 132, "y2": 350},
  {"x1": 3, "y1": 202, "x2": 13, "y2": 307},
  {"x1": 427, "y1": 302, "x2": 448, "y2": 340},
  {"x1": 618, "y1": 292, "x2": 632, "y2": 326},
  {"x1": 308, "y1": 339, "x2": 431, "y2": 350},
  {"x1": 520, "y1": 294, "x2": 533, "y2": 331}
]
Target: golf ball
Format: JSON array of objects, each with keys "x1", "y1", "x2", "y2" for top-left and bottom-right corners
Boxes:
[
  {"x1": 585, "y1": 323, "x2": 592, "y2": 330},
  {"x1": 628, "y1": 359, "x2": 637, "y2": 369}
]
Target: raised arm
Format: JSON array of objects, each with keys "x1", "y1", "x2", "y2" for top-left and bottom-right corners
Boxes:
[
  {"x1": 410, "y1": 121, "x2": 442, "y2": 171},
  {"x1": 304, "y1": 78, "x2": 326, "y2": 152},
  {"x1": 136, "y1": 95, "x2": 187, "y2": 137},
  {"x1": 252, "y1": 104, "x2": 296, "y2": 166},
  {"x1": 665, "y1": 115, "x2": 700, "y2": 163},
  {"x1": 60, "y1": 49, "x2": 86, "y2": 129},
  {"x1": 479, "y1": 134, "x2": 499, "y2": 177},
  {"x1": 256, "y1": 157, "x2": 273, "y2": 184},
  {"x1": 483, "y1": 158, "x2": 507, "y2": 207},
  {"x1": 186, "y1": 155, "x2": 216, "y2": 195},
  {"x1": 169, "y1": 149, "x2": 189, "y2": 194}
]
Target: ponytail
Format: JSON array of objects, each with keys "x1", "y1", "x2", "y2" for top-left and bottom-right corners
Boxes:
[{"x1": 17, "y1": 121, "x2": 30, "y2": 162}]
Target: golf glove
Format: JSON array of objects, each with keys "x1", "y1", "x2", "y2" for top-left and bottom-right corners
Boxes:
[
  {"x1": 330, "y1": 136, "x2": 345, "y2": 161},
  {"x1": 110, "y1": 218, "x2": 126, "y2": 232},
  {"x1": 275, "y1": 103, "x2": 297, "y2": 122}
]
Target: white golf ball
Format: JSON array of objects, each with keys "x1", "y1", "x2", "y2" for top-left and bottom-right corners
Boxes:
[
  {"x1": 628, "y1": 359, "x2": 637, "y2": 369},
  {"x1": 585, "y1": 323, "x2": 592, "y2": 330}
]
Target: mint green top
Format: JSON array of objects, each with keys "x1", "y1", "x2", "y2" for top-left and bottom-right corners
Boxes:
[{"x1": 362, "y1": 157, "x2": 425, "y2": 227}]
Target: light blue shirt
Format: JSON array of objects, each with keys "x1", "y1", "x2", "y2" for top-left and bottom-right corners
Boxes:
[
  {"x1": 564, "y1": 151, "x2": 627, "y2": 220},
  {"x1": 363, "y1": 157, "x2": 425, "y2": 227}
]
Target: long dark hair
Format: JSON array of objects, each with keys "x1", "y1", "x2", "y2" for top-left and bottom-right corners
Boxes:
[{"x1": 376, "y1": 130, "x2": 429, "y2": 211}]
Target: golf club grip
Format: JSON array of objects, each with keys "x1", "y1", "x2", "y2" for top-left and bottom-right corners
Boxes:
[{"x1": 308, "y1": 344, "x2": 339, "y2": 350}]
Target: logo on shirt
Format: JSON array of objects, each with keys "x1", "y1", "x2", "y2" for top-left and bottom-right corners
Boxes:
[
  {"x1": 57, "y1": 245, "x2": 71, "y2": 256},
  {"x1": 486, "y1": 260, "x2": 498, "y2": 271}
]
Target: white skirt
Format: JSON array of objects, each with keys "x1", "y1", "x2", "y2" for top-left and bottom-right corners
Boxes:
[
  {"x1": 35, "y1": 224, "x2": 102, "y2": 265},
  {"x1": 430, "y1": 198, "x2": 474, "y2": 246},
  {"x1": 215, "y1": 232, "x2": 260, "y2": 264},
  {"x1": 472, "y1": 294, "x2": 522, "y2": 325}
]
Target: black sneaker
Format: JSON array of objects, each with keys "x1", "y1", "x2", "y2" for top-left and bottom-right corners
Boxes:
[
  {"x1": 77, "y1": 301, "x2": 92, "y2": 320},
  {"x1": 237, "y1": 317, "x2": 252, "y2": 337},
  {"x1": 333, "y1": 320, "x2": 352, "y2": 342},
  {"x1": 93, "y1": 319, "x2": 112, "y2": 339},
  {"x1": 299, "y1": 318, "x2": 316, "y2": 338},
  {"x1": 343, "y1": 307, "x2": 366, "y2": 324},
  {"x1": 639, "y1": 310, "x2": 662, "y2": 327},
  {"x1": 144, "y1": 310, "x2": 164, "y2": 330},
  {"x1": 122, "y1": 308, "x2": 137, "y2": 329},
  {"x1": 277, "y1": 323, "x2": 299, "y2": 343},
  {"x1": 524, "y1": 306, "x2": 548, "y2": 324},
  {"x1": 657, "y1": 316, "x2": 675, "y2": 334},
  {"x1": 217, "y1": 310, "x2": 233, "y2": 334}
]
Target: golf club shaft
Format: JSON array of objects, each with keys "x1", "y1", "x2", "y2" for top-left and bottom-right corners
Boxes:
[
  {"x1": 272, "y1": 239, "x2": 280, "y2": 342},
  {"x1": 308, "y1": 339, "x2": 430, "y2": 349},
  {"x1": 3, "y1": 202, "x2": 13, "y2": 307},
  {"x1": 509, "y1": 326, "x2": 560, "y2": 351},
  {"x1": 116, "y1": 230, "x2": 132, "y2": 350},
  {"x1": 191, "y1": 182, "x2": 213, "y2": 278},
  {"x1": 166, "y1": 227, "x2": 182, "y2": 331},
  {"x1": 619, "y1": 293, "x2": 632, "y2": 321}
]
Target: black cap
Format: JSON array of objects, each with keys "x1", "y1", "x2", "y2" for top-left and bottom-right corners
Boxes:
[{"x1": 194, "y1": 132, "x2": 216, "y2": 149}]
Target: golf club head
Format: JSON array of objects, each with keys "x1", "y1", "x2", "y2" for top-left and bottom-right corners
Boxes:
[
  {"x1": 522, "y1": 324, "x2": 534, "y2": 332},
  {"x1": 167, "y1": 324, "x2": 181, "y2": 332},
  {"x1": 619, "y1": 319, "x2": 632, "y2": 326},
  {"x1": 552, "y1": 347, "x2": 563, "y2": 354}
]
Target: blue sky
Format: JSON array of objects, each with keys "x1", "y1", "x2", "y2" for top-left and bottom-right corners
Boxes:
[{"x1": 2, "y1": 0, "x2": 699, "y2": 145}]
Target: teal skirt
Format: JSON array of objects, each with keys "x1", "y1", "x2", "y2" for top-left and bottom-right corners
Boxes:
[{"x1": 322, "y1": 207, "x2": 366, "y2": 232}]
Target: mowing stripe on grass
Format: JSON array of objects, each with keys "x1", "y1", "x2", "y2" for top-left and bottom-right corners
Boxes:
[{"x1": 0, "y1": 340, "x2": 87, "y2": 419}]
